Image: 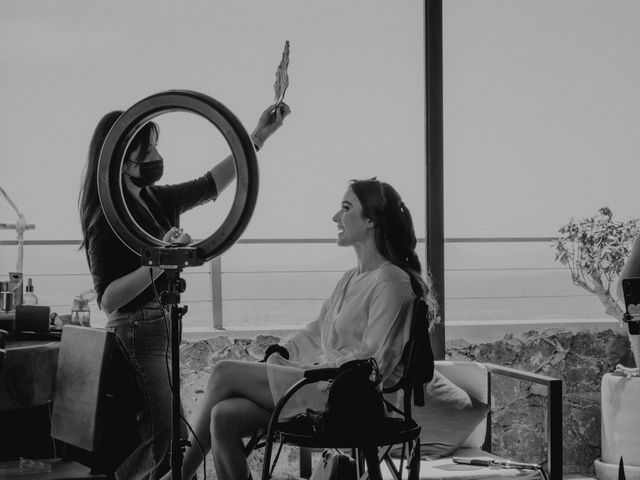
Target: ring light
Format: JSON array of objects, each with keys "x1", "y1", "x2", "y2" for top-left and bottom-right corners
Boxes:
[{"x1": 97, "y1": 90, "x2": 259, "y2": 265}]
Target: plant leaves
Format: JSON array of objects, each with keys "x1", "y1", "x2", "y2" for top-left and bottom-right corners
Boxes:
[{"x1": 273, "y1": 40, "x2": 290, "y2": 104}]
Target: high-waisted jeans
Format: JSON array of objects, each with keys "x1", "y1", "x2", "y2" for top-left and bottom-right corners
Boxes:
[{"x1": 107, "y1": 301, "x2": 187, "y2": 480}]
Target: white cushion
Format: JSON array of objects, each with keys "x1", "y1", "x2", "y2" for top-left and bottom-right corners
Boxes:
[{"x1": 434, "y1": 361, "x2": 489, "y2": 448}]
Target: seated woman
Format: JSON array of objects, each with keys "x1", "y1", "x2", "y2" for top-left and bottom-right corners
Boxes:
[{"x1": 161, "y1": 178, "x2": 438, "y2": 480}]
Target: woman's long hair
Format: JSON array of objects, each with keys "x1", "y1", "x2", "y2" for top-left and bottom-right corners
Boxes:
[
  {"x1": 78, "y1": 111, "x2": 159, "y2": 250},
  {"x1": 350, "y1": 178, "x2": 439, "y2": 323}
]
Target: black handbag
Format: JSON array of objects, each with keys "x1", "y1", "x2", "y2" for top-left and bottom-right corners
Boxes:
[{"x1": 319, "y1": 358, "x2": 387, "y2": 438}]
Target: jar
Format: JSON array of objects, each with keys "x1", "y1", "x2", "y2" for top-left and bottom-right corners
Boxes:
[
  {"x1": 70, "y1": 298, "x2": 90, "y2": 327},
  {"x1": 0, "y1": 291, "x2": 14, "y2": 312}
]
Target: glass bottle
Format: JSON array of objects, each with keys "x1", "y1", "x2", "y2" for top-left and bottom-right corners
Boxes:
[
  {"x1": 24, "y1": 278, "x2": 38, "y2": 305},
  {"x1": 71, "y1": 297, "x2": 90, "y2": 326}
]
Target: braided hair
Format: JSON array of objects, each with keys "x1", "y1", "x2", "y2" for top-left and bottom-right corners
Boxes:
[{"x1": 349, "y1": 178, "x2": 439, "y2": 324}]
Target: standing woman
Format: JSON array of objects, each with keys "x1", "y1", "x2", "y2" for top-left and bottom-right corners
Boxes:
[
  {"x1": 160, "y1": 178, "x2": 438, "y2": 480},
  {"x1": 78, "y1": 102, "x2": 290, "y2": 480}
]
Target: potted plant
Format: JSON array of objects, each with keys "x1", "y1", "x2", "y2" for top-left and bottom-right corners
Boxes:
[
  {"x1": 553, "y1": 207, "x2": 640, "y2": 480},
  {"x1": 553, "y1": 207, "x2": 640, "y2": 368}
]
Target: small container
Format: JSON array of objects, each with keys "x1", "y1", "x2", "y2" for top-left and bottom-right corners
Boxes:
[
  {"x1": 24, "y1": 278, "x2": 38, "y2": 305},
  {"x1": 9, "y1": 272, "x2": 23, "y2": 306},
  {"x1": 70, "y1": 297, "x2": 90, "y2": 327},
  {"x1": 0, "y1": 291, "x2": 14, "y2": 312},
  {"x1": 52, "y1": 314, "x2": 71, "y2": 330}
]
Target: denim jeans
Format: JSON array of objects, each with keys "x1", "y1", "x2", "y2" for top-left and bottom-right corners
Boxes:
[{"x1": 108, "y1": 302, "x2": 187, "y2": 480}]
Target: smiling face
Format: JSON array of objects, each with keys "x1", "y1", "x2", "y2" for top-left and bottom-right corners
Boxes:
[{"x1": 332, "y1": 188, "x2": 374, "y2": 247}]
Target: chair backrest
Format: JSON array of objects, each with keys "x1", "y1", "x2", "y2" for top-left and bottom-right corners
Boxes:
[
  {"x1": 383, "y1": 297, "x2": 434, "y2": 415},
  {"x1": 434, "y1": 360, "x2": 489, "y2": 449},
  {"x1": 51, "y1": 325, "x2": 140, "y2": 455}
]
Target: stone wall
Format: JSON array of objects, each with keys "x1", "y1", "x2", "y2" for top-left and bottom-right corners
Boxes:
[
  {"x1": 179, "y1": 328, "x2": 635, "y2": 479},
  {"x1": 447, "y1": 328, "x2": 634, "y2": 475}
]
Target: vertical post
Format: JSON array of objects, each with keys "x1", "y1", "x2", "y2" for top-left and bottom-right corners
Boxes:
[
  {"x1": 425, "y1": 0, "x2": 445, "y2": 359},
  {"x1": 548, "y1": 379, "x2": 563, "y2": 480},
  {"x1": 210, "y1": 256, "x2": 224, "y2": 329},
  {"x1": 484, "y1": 371, "x2": 493, "y2": 452}
]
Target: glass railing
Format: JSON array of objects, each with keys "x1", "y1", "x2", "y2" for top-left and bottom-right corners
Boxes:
[{"x1": 0, "y1": 237, "x2": 615, "y2": 333}]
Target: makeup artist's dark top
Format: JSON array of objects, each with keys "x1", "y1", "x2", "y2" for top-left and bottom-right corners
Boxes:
[{"x1": 86, "y1": 172, "x2": 217, "y2": 312}]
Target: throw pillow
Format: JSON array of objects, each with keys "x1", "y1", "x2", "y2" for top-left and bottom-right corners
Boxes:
[{"x1": 411, "y1": 370, "x2": 489, "y2": 458}]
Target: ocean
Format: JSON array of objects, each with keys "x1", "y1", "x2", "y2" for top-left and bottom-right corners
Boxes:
[{"x1": 0, "y1": 239, "x2": 618, "y2": 335}]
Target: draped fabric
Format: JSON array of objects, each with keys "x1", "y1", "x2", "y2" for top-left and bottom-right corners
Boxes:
[{"x1": 266, "y1": 262, "x2": 414, "y2": 418}]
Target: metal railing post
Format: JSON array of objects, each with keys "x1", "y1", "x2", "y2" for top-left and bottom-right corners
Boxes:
[{"x1": 210, "y1": 256, "x2": 223, "y2": 329}]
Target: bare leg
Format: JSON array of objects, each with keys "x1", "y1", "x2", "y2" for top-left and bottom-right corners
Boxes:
[
  {"x1": 210, "y1": 397, "x2": 271, "y2": 480},
  {"x1": 159, "y1": 360, "x2": 275, "y2": 480}
]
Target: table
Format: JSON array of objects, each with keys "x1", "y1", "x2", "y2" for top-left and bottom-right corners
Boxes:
[
  {"x1": 0, "y1": 335, "x2": 60, "y2": 461},
  {"x1": 0, "y1": 459, "x2": 106, "y2": 479},
  {"x1": 0, "y1": 337, "x2": 60, "y2": 410}
]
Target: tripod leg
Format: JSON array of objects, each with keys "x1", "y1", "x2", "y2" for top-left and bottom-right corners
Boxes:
[{"x1": 171, "y1": 303, "x2": 184, "y2": 479}]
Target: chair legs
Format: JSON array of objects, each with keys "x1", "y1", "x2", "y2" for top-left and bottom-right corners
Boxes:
[
  {"x1": 299, "y1": 447, "x2": 313, "y2": 479},
  {"x1": 379, "y1": 440, "x2": 421, "y2": 480},
  {"x1": 362, "y1": 446, "x2": 383, "y2": 480},
  {"x1": 260, "y1": 433, "x2": 275, "y2": 480},
  {"x1": 408, "y1": 439, "x2": 420, "y2": 480},
  {"x1": 262, "y1": 441, "x2": 420, "y2": 480}
]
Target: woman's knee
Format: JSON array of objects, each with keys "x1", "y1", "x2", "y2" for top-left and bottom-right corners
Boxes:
[
  {"x1": 210, "y1": 398, "x2": 270, "y2": 443},
  {"x1": 210, "y1": 400, "x2": 242, "y2": 440},
  {"x1": 205, "y1": 360, "x2": 273, "y2": 411},
  {"x1": 207, "y1": 359, "x2": 238, "y2": 391}
]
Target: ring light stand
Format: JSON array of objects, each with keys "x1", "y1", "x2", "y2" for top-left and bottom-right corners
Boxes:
[{"x1": 97, "y1": 90, "x2": 259, "y2": 480}]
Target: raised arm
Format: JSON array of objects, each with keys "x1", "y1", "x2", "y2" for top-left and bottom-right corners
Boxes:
[{"x1": 210, "y1": 103, "x2": 291, "y2": 193}]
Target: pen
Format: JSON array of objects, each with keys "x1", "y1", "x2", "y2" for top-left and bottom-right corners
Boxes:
[{"x1": 452, "y1": 458, "x2": 493, "y2": 467}]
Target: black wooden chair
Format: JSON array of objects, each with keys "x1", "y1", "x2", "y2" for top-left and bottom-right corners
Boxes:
[{"x1": 256, "y1": 297, "x2": 434, "y2": 480}]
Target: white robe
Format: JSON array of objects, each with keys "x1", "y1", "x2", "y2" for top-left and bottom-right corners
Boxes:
[{"x1": 266, "y1": 261, "x2": 415, "y2": 419}]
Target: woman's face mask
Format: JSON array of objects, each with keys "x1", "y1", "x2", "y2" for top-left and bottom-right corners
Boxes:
[
  {"x1": 129, "y1": 159, "x2": 164, "y2": 187},
  {"x1": 127, "y1": 134, "x2": 163, "y2": 187}
]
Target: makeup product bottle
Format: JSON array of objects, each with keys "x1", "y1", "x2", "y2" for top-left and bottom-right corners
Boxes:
[{"x1": 24, "y1": 278, "x2": 38, "y2": 305}]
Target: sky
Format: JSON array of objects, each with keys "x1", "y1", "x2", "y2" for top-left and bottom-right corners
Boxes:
[
  {"x1": 2, "y1": 0, "x2": 640, "y2": 244},
  {"x1": 0, "y1": 0, "x2": 425, "y2": 245},
  {"x1": 443, "y1": 0, "x2": 640, "y2": 237}
]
